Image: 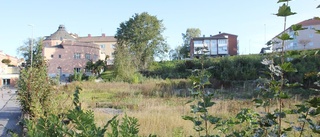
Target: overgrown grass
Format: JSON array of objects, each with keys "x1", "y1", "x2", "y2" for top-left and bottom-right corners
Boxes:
[{"x1": 54, "y1": 81, "x2": 319, "y2": 136}]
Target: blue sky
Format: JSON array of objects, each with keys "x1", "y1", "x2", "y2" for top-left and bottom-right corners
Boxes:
[{"x1": 0, "y1": 0, "x2": 319, "y2": 57}]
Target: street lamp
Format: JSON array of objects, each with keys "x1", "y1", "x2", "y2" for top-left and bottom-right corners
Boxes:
[{"x1": 28, "y1": 24, "x2": 34, "y2": 68}]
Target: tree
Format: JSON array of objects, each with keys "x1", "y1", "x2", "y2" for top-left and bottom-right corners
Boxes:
[
  {"x1": 85, "y1": 59, "x2": 106, "y2": 76},
  {"x1": 181, "y1": 28, "x2": 201, "y2": 58},
  {"x1": 18, "y1": 38, "x2": 53, "y2": 119},
  {"x1": 114, "y1": 12, "x2": 168, "y2": 80},
  {"x1": 1, "y1": 59, "x2": 11, "y2": 65},
  {"x1": 169, "y1": 45, "x2": 182, "y2": 60},
  {"x1": 17, "y1": 38, "x2": 38, "y2": 67},
  {"x1": 299, "y1": 39, "x2": 311, "y2": 50}
]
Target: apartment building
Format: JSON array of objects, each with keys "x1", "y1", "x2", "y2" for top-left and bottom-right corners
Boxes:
[
  {"x1": 43, "y1": 25, "x2": 100, "y2": 78},
  {"x1": 271, "y1": 17, "x2": 320, "y2": 52},
  {"x1": 0, "y1": 51, "x2": 21, "y2": 87},
  {"x1": 77, "y1": 34, "x2": 117, "y2": 65},
  {"x1": 190, "y1": 32, "x2": 238, "y2": 58}
]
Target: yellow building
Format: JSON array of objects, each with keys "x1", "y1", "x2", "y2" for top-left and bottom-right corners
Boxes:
[
  {"x1": 0, "y1": 50, "x2": 22, "y2": 87},
  {"x1": 77, "y1": 34, "x2": 117, "y2": 65}
]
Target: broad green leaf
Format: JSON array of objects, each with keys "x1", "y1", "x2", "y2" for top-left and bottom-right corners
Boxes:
[
  {"x1": 285, "y1": 82, "x2": 302, "y2": 88},
  {"x1": 280, "y1": 62, "x2": 297, "y2": 72},
  {"x1": 194, "y1": 120, "x2": 202, "y2": 126},
  {"x1": 252, "y1": 99, "x2": 263, "y2": 107},
  {"x1": 208, "y1": 116, "x2": 221, "y2": 124},
  {"x1": 182, "y1": 115, "x2": 195, "y2": 121},
  {"x1": 306, "y1": 97, "x2": 320, "y2": 108},
  {"x1": 277, "y1": 0, "x2": 291, "y2": 3},
  {"x1": 275, "y1": 3, "x2": 296, "y2": 17},
  {"x1": 295, "y1": 105, "x2": 309, "y2": 113},
  {"x1": 275, "y1": 111, "x2": 286, "y2": 118},
  {"x1": 291, "y1": 24, "x2": 306, "y2": 31},
  {"x1": 283, "y1": 127, "x2": 293, "y2": 131},
  {"x1": 279, "y1": 92, "x2": 289, "y2": 99},
  {"x1": 277, "y1": 33, "x2": 293, "y2": 41}
]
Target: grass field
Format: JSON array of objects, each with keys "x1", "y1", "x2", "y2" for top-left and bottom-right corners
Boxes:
[{"x1": 55, "y1": 80, "x2": 319, "y2": 136}]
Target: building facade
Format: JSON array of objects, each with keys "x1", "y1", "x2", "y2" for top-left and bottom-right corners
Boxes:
[
  {"x1": 271, "y1": 17, "x2": 320, "y2": 52},
  {"x1": 0, "y1": 50, "x2": 21, "y2": 87},
  {"x1": 77, "y1": 34, "x2": 117, "y2": 65},
  {"x1": 190, "y1": 32, "x2": 238, "y2": 58},
  {"x1": 43, "y1": 25, "x2": 100, "y2": 78}
]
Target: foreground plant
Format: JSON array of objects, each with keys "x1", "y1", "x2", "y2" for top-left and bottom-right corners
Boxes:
[{"x1": 182, "y1": 55, "x2": 220, "y2": 137}]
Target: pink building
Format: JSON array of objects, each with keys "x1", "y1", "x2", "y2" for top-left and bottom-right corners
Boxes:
[{"x1": 43, "y1": 25, "x2": 99, "y2": 78}]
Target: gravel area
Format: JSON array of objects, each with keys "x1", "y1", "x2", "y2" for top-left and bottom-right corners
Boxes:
[{"x1": 0, "y1": 87, "x2": 22, "y2": 137}]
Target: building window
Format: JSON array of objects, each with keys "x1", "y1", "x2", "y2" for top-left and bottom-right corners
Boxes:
[
  {"x1": 85, "y1": 53, "x2": 91, "y2": 60},
  {"x1": 59, "y1": 55, "x2": 61, "y2": 58},
  {"x1": 74, "y1": 68, "x2": 81, "y2": 73},
  {"x1": 309, "y1": 34, "x2": 314, "y2": 38},
  {"x1": 51, "y1": 55, "x2": 54, "y2": 58},
  {"x1": 309, "y1": 42, "x2": 314, "y2": 46},
  {"x1": 100, "y1": 44, "x2": 106, "y2": 49},
  {"x1": 85, "y1": 69, "x2": 91, "y2": 73},
  {"x1": 218, "y1": 39, "x2": 227, "y2": 44},
  {"x1": 74, "y1": 53, "x2": 81, "y2": 59},
  {"x1": 111, "y1": 44, "x2": 116, "y2": 49},
  {"x1": 94, "y1": 54, "x2": 98, "y2": 61}
]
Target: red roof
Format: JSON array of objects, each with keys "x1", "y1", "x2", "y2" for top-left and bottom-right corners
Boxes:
[{"x1": 296, "y1": 17, "x2": 320, "y2": 26}]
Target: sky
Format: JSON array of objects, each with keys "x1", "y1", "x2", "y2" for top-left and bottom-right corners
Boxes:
[{"x1": 0, "y1": 0, "x2": 319, "y2": 58}]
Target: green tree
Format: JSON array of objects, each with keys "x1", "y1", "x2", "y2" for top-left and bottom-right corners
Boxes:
[
  {"x1": 169, "y1": 45, "x2": 182, "y2": 60},
  {"x1": 17, "y1": 38, "x2": 37, "y2": 67},
  {"x1": 18, "y1": 39, "x2": 53, "y2": 119},
  {"x1": 181, "y1": 28, "x2": 201, "y2": 58},
  {"x1": 114, "y1": 12, "x2": 168, "y2": 80}
]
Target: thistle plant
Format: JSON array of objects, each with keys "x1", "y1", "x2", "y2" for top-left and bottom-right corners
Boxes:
[
  {"x1": 182, "y1": 55, "x2": 220, "y2": 137},
  {"x1": 252, "y1": 0, "x2": 305, "y2": 136}
]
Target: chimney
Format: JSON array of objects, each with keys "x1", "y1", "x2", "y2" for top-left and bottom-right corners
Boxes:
[
  {"x1": 102, "y1": 33, "x2": 106, "y2": 37},
  {"x1": 203, "y1": 35, "x2": 205, "y2": 37},
  {"x1": 88, "y1": 34, "x2": 91, "y2": 37},
  {"x1": 210, "y1": 35, "x2": 212, "y2": 37},
  {"x1": 219, "y1": 31, "x2": 221, "y2": 34}
]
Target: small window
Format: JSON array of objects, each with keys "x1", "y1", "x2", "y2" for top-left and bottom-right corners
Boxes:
[
  {"x1": 85, "y1": 53, "x2": 91, "y2": 60},
  {"x1": 51, "y1": 55, "x2": 54, "y2": 58},
  {"x1": 85, "y1": 69, "x2": 91, "y2": 73},
  {"x1": 100, "y1": 44, "x2": 106, "y2": 49},
  {"x1": 309, "y1": 34, "x2": 314, "y2": 38},
  {"x1": 94, "y1": 54, "x2": 98, "y2": 61},
  {"x1": 111, "y1": 44, "x2": 116, "y2": 49},
  {"x1": 59, "y1": 55, "x2": 61, "y2": 58},
  {"x1": 74, "y1": 68, "x2": 81, "y2": 73},
  {"x1": 74, "y1": 53, "x2": 81, "y2": 59},
  {"x1": 309, "y1": 42, "x2": 314, "y2": 46}
]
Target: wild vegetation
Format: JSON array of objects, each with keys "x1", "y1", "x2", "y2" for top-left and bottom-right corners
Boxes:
[{"x1": 15, "y1": 1, "x2": 320, "y2": 137}]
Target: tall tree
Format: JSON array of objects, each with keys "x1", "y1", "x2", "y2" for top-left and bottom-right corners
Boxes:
[
  {"x1": 181, "y1": 28, "x2": 201, "y2": 58},
  {"x1": 114, "y1": 12, "x2": 168, "y2": 80},
  {"x1": 18, "y1": 39, "x2": 53, "y2": 119}
]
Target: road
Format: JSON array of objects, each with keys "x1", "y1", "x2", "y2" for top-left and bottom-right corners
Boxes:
[{"x1": 0, "y1": 87, "x2": 21, "y2": 137}]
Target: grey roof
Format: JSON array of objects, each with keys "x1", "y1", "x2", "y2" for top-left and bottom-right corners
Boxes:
[{"x1": 45, "y1": 25, "x2": 75, "y2": 40}]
